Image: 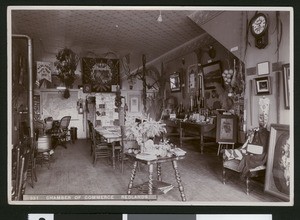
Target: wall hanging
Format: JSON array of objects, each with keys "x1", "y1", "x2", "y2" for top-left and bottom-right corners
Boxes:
[
  {"x1": 254, "y1": 76, "x2": 271, "y2": 95},
  {"x1": 257, "y1": 61, "x2": 270, "y2": 75},
  {"x1": 82, "y1": 57, "x2": 119, "y2": 92}
]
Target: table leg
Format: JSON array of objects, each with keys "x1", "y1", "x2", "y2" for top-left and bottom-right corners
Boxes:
[
  {"x1": 200, "y1": 134, "x2": 204, "y2": 154},
  {"x1": 180, "y1": 128, "x2": 183, "y2": 148},
  {"x1": 148, "y1": 163, "x2": 154, "y2": 195},
  {"x1": 112, "y1": 142, "x2": 115, "y2": 169},
  {"x1": 127, "y1": 161, "x2": 138, "y2": 194},
  {"x1": 172, "y1": 160, "x2": 186, "y2": 202},
  {"x1": 157, "y1": 163, "x2": 162, "y2": 181}
]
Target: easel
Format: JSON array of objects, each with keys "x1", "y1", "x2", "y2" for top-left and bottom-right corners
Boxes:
[{"x1": 216, "y1": 114, "x2": 238, "y2": 156}]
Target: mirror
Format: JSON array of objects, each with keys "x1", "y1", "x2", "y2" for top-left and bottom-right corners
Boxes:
[{"x1": 170, "y1": 72, "x2": 181, "y2": 92}]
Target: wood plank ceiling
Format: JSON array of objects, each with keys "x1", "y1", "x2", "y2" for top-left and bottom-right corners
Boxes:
[{"x1": 11, "y1": 7, "x2": 222, "y2": 72}]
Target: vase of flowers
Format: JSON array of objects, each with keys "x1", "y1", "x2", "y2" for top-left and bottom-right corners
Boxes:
[{"x1": 55, "y1": 48, "x2": 79, "y2": 98}]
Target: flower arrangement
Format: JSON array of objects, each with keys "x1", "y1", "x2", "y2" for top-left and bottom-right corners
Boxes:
[
  {"x1": 125, "y1": 115, "x2": 166, "y2": 149},
  {"x1": 55, "y1": 48, "x2": 79, "y2": 88}
]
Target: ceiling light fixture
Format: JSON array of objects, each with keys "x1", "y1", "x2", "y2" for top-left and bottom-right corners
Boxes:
[{"x1": 157, "y1": 10, "x2": 163, "y2": 23}]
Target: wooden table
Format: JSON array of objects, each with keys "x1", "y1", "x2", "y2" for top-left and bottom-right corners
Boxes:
[
  {"x1": 179, "y1": 121, "x2": 216, "y2": 154},
  {"x1": 165, "y1": 119, "x2": 216, "y2": 154},
  {"x1": 126, "y1": 153, "x2": 186, "y2": 201},
  {"x1": 94, "y1": 126, "x2": 122, "y2": 169}
]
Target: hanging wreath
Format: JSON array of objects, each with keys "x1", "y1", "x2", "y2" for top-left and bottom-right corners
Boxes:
[{"x1": 55, "y1": 48, "x2": 79, "y2": 88}]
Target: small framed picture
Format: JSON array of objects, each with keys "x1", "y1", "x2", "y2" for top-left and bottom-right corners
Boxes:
[
  {"x1": 257, "y1": 61, "x2": 270, "y2": 75},
  {"x1": 254, "y1": 76, "x2": 271, "y2": 95}
]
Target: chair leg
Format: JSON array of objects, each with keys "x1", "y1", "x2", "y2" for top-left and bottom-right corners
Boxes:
[
  {"x1": 246, "y1": 176, "x2": 250, "y2": 195},
  {"x1": 121, "y1": 153, "x2": 124, "y2": 174},
  {"x1": 217, "y1": 144, "x2": 221, "y2": 156},
  {"x1": 222, "y1": 167, "x2": 226, "y2": 184}
]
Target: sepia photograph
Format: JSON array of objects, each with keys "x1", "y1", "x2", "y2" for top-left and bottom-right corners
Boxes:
[{"x1": 7, "y1": 6, "x2": 293, "y2": 205}]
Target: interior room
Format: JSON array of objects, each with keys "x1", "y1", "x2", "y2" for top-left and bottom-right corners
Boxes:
[{"x1": 8, "y1": 6, "x2": 293, "y2": 205}]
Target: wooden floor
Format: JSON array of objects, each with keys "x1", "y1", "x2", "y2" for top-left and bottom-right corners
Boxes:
[{"x1": 24, "y1": 138, "x2": 283, "y2": 203}]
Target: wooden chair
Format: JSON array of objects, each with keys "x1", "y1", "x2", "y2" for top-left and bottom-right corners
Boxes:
[
  {"x1": 87, "y1": 120, "x2": 94, "y2": 156},
  {"x1": 52, "y1": 116, "x2": 71, "y2": 149},
  {"x1": 90, "y1": 123, "x2": 110, "y2": 166},
  {"x1": 120, "y1": 125, "x2": 140, "y2": 173}
]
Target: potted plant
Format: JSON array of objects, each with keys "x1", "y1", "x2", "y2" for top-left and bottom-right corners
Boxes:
[
  {"x1": 54, "y1": 48, "x2": 79, "y2": 98},
  {"x1": 125, "y1": 115, "x2": 166, "y2": 153}
]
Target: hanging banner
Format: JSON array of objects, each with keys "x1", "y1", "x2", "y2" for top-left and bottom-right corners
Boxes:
[{"x1": 37, "y1": 61, "x2": 52, "y2": 82}]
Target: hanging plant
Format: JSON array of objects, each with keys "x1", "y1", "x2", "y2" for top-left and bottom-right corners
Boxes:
[{"x1": 55, "y1": 48, "x2": 79, "y2": 88}]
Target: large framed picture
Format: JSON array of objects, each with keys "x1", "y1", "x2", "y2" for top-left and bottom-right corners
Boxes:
[
  {"x1": 282, "y1": 63, "x2": 290, "y2": 109},
  {"x1": 254, "y1": 76, "x2": 271, "y2": 95},
  {"x1": 265, "y1": 124, "x2": 290, "y2": 201},
  {"x1": 202, "y1": 60, "x2": 223, "y2": 90},
  {"x1": 216, "y1": 114, "x2": 237, "y2": 143}
]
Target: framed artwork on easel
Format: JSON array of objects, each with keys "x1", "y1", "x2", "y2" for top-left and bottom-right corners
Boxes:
[{"x1": 216, "y1": 114, "x2": 238, "y2": 143}]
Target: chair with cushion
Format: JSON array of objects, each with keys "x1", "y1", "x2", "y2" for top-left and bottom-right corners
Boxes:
[
  {"x1": 222, "y1": 127, "x2": 270, "y2": 195},
  {"x1": 52, "y1": 116, "x2": 71, "y2": 149},
  {"x1": 90, "y1": 123, "x2": 110, "y2": 166}
]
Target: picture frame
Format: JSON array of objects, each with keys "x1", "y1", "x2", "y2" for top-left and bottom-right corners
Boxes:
[
  {"x1": 265, "y1": 124, "x2": 290, "y2": 201},
  {"x1": 128, "y1": 93, "x2": 141, "y2": 113},
  {"x1": 216, "y1": 114, "x2": 237, "y2": 143},
  {"x1": 169, "y1": 72, "x2": 181, "y2": 92},
  {"x1": 202, "y1": 60, "x2": 223, "y2": 90},
  {"x1": 254, "y1": 76, "x2": 271, "y2": 95},
  {"x1": 282, "y1": 63, "x2": 290, "y2": 109},
  {"x1": 257, "y1": 61, "x2": 270, "y2": 75}
]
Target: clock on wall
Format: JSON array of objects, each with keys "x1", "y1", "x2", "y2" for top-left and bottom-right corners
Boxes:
[{"x1": 250, "y1": 13, "x2": 269, "y2": 49}]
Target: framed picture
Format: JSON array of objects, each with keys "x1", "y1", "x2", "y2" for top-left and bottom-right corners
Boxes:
[
  {"x1": 265, "y1": 124, "x2": 290, "y2": 201},
  {"x1": 254, "y1": 76, "x2": 271, "y2": 95},
  {"x1": 202, "y1": 60, "x2": 223, "y2": 90},
  {"x1": 257, "y1": 61, "x2": 270, "y2": 75},
  {"x1": 216, "y1": 114, "x2": 237, "y2": 143},
  {"x1": 282, "y1": 63, "x2": 290, "y2": 109},
  {"x1": 128, "y1": 93, "x2": 141, "y2": 113},
  {"x1": 169, "y1": 72, "x2": 181, "y2": 92}
]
